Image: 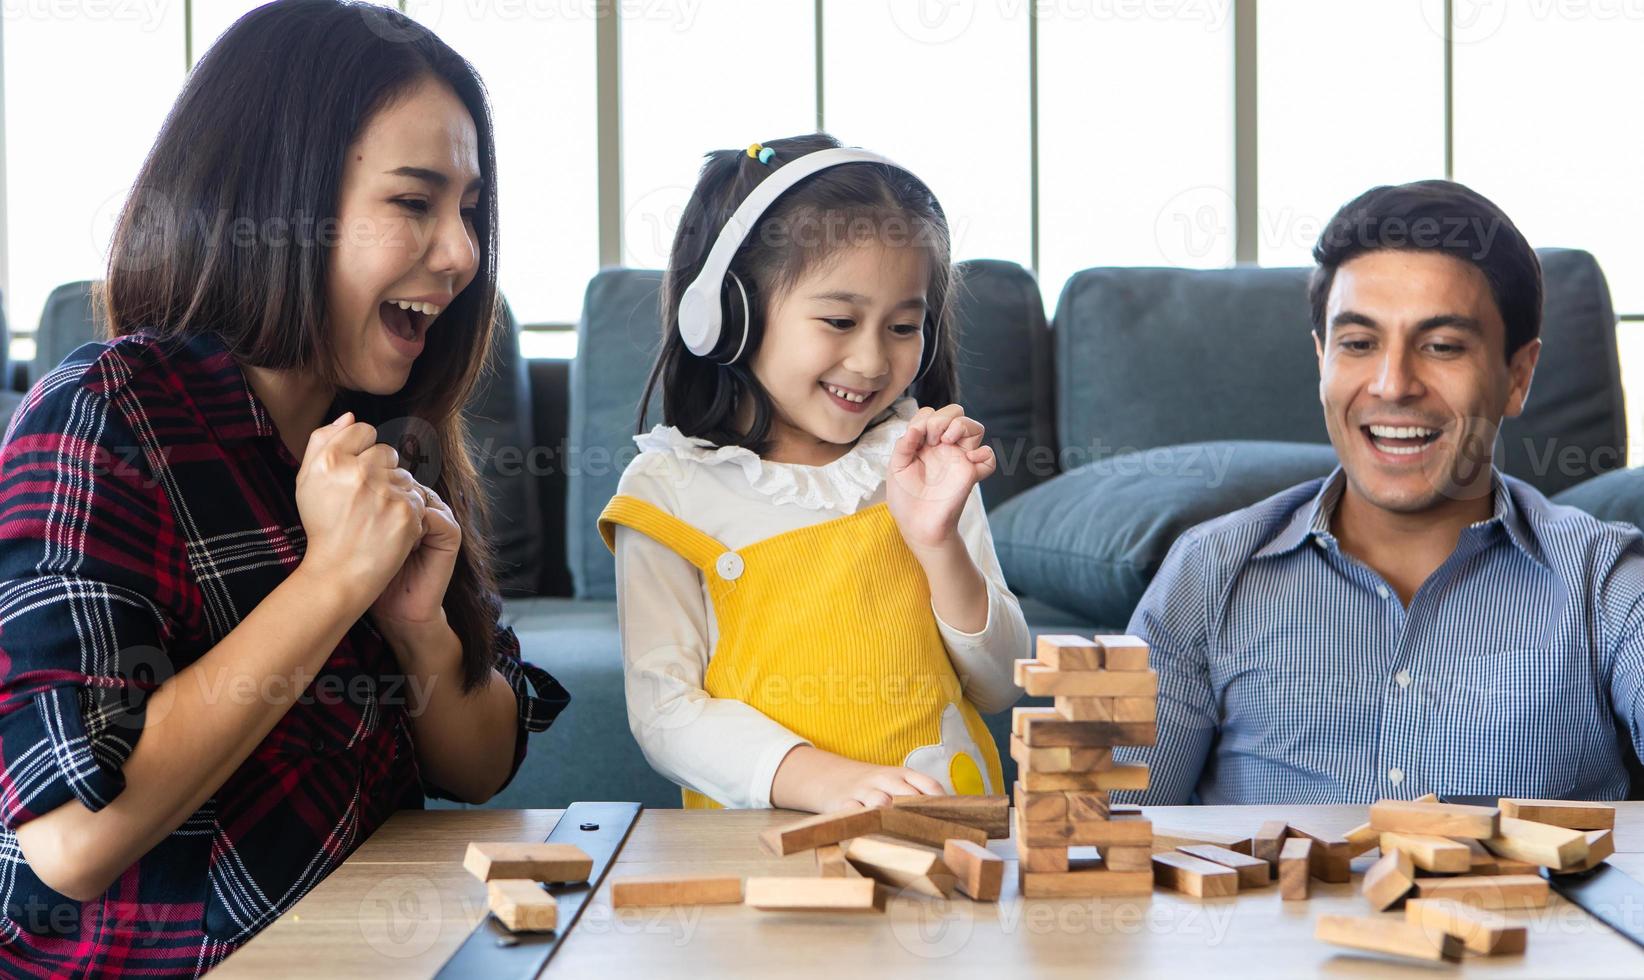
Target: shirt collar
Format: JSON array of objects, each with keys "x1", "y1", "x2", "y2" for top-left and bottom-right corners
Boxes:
[{"x1": 1253, "y1": 465, "x2": 1547, "y2": 568}]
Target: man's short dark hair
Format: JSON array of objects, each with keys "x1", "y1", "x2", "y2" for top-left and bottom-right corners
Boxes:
[{"x1": 1308, "y1": 180, "x2": 1543, "y2": 361}]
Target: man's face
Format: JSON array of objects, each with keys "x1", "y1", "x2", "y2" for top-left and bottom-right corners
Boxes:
[{"x1": 1315, "y1": 249, "x2": 1540, "y2": 515}]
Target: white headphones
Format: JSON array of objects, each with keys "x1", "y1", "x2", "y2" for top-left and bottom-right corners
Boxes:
[{"x1": 676, "y1": 146, "x2": 941, "y2": 381}]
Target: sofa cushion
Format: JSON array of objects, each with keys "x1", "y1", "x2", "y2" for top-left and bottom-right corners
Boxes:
[
  {"x1": 465, "y1": 297, "x2": 541, "y2": 595},
  {"x1": 991, "y1": 441, "x2": 1340, "y2": 628},
  {"x1": 1050, "y1": 249, "x2": 1623, "y2": 498},
  {"x1": 1551, "y1": 466, "x2": 1644, "y2": 529}
]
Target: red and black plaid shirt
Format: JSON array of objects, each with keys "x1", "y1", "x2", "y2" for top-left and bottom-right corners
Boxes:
[{"x1": 0, "y1": 330, "x2": 568, "y2": 977}]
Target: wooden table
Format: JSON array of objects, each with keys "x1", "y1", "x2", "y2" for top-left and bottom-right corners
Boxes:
[{"x1": 215, "y1": 804, "x2": 1644, "y2": 978}]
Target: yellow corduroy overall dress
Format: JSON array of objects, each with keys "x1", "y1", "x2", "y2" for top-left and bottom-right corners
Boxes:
[{"x1": 599, "y1": 495, "x2": 1005, "y2": 809}]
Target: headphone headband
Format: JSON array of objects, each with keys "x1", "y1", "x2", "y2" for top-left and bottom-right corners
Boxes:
[{"x1": 677, "y1": 147, "x2": 934, "y2": 374}]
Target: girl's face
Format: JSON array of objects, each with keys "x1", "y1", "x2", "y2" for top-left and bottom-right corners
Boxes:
[
  {"x1": 326, "y1": 76, "x2": 483, "y2": 395},
  {"x1": 748, "y1": 242, "x2": 931, "y2": 465}
]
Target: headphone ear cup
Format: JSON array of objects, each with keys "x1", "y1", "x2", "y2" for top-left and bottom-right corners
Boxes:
[{"x1": 717, "y1": 271, "x2": 754, "y2": 364}]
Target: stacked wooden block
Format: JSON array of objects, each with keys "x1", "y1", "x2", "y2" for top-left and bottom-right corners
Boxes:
[{"x1": 1010, "y1": 634, "x2": 1156, "y2": 898}]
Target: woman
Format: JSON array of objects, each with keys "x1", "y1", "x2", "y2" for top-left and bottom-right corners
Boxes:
[{"x1": 0, "y1": 1, "x2": 568, "y2": 973}]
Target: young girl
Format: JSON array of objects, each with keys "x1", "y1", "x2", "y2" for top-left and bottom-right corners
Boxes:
[{"x1": 600, "y1": 133, "x2": 1026, "y2": 814}]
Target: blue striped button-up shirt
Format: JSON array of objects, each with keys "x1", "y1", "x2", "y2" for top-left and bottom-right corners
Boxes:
[{"x1": 1115, "y1": 467, "x2": 1644, "y2": 804}]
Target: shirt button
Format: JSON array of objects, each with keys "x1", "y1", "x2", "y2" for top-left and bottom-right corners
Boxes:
[
  {"x1": 1388, "y1": 767, "x2": 1405, "y2": 785},
  {"x1": 715, "y1": 552, "x2": 744, "y2": 581},
  {"x1": 1395, "y1": 670, "x2": 1412, "y2": 689},
  {"x1": 1375, "y1": 584, "x2": 1392, "y2": 600}
]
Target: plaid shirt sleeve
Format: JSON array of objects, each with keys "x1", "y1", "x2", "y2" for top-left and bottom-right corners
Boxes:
[
  {"x1": 0, "y1": 375, "x2": 177, "y2": 830},
  {"x1": 1112, "y1": 530, "x2": 1219, "y2": 805}
]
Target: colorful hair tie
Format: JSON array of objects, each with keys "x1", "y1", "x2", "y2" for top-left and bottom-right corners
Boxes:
[{"x1": 747, "y1": 143, "x2": 777, "y2": 166}]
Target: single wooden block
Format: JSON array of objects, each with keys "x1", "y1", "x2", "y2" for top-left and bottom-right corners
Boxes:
[
  {"x1": 1014, "y1": 781, "x2": 1067, "y2": 823},
  {"x1": 845, "y1": 836, "x2": 956, "y2": 898},
  {"x1": 878, "y1": 806, "x2": 987, "y2": 849},
  {"x1": 1064, "y1": 814, "x2": 1153, "y2": 847},
  {"x1": 1361, "y1": 848, "x2": 1417, "y2": 912},
  {"x1": 1112, "y1": 697, "x2": 1157, "y2": 722},
  {"x1": 760, "y1": 807, "x2": 882, "y2": 856},
  {"x1": 1285, "y1": 825, "x2": 1352, "y2": 883},
  {"x1": 1405, "y1": 898, "x2": 1527, "y2": 955},
  {"x1": 945, "y1": 840, "x2": 1004, "y2": 901},
  {"x1": 487, "y1": 879, "x2": 558, "y2": 933},
  {"x1": 1020, "y1": 868, "x2": 1153, "y2": 898},
  {"x1": 1102, "y1": 845, "x2": 1154, "y2": 872},
  {"x1": 745, "y1": 877, "x2": 884, "y2": 912},
  {"x1": 1553, "y1": 829, "x2": 1616, "y2": 875},
  {"x1": 1484, "y1": 816, "x2": 1589, "y2": 869},
  {"x1": 1413, "y1": 874, "x2": 1549, "y2": 909},
  {"x1": 1176, "y1": 844, "x2": 1271, "y2": 887},
  {"x1": 1343, "y1": 822, "x2": 1380, "y2": 858},
  {"x1": 609, "y1": 875, "x2": 743, "y2": 908},
  {"x1": 1500, "y1": 798, "x2": 1615, "y2": 831},
  {"x1": 1369, "y1": 799, "x2": 1501, "y2": 839},
  {"x1": 464, "y1": 843, "x2": 593, "y2": 883},
  {"x1": 1014, "y1": 661, "x2": 1160, "y2": 698},
  {"x1": 1379, "y1": 831, "x2": 1470, "y2": 873},
  {"x1": 1054, "y1": 696, "x2": 1116, "y2": 722},
  {"x1": 1036, "y1": 634, "x2": 1105, "y2": 670},
  {"x1": 1314, "y1": 914, "x2": 1462, "y2": 963},
  {"x1": 1095, "y1": 635, "x2": 1150, "y2": 671},
  {"x1": 1013, "y1": 711, "x2": 1158, "y2": 749},
  {"x1": 1456, "y1": 837, "x2": 1536, "y2": 876},
  {"x1": 815, "y1": 844, "x2": 852, "y2": 878},
  {"x1": 1020, "y1": 764, "x2": 1148, "y2": 793},
  {"x1": 1279, "y1": 837, "x2": 1312, "y2": 901},
  {"x1": 1152, "y1": 851, "x2": 1238, "y2": 898},
  {"x1": 888, "y1": 794, "x2": 1010, "y2": 838},
  {"x1": 1009, "y1": 734, "x2": 1113, "y2": 774},
  {"x1": 1016, "y1": 837, "x2": 1071, "y2": 873},
  {"x1": 1252, "y1": 820, "x2": 1289, "y2": 868},
  {"x1": 1065, "y1": 791, "x2": 1111, "y2": 823}
]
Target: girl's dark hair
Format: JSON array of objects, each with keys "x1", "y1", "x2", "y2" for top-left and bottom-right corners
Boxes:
[
  {"x1": 1309, "y1": 179, "x2": 1543, "y2": 362},
  {"x1": 637, "y1": 133, "x2": 960, "y2": 450},
  {"x1": 102, "y1": 0, "x2": 502, "y2": 691}
]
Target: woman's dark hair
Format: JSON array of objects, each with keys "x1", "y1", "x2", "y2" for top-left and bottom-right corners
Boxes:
[
  {"x1": 637, "y1": 133, "x2": 961, "y2": 450},
  {"x1": 102, "y1": 0, "x2": 502, "y2": 691},
  {"x1": 1309, "y1": 179, "x2": 1542, "y2": 362}
]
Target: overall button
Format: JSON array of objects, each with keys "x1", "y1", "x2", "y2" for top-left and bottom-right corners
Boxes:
[{"x1": 715, "y1": 552, "x2": 744, "y2": 581}]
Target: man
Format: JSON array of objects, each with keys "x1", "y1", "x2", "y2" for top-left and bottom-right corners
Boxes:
[{"x1": 1118, "y1": 180, "x2": 1642, "y2": 804}]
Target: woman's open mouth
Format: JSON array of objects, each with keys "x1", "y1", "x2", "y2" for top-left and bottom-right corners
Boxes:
[{"x1": 380, "y1": 298, "x2": 443, "y2": 358}]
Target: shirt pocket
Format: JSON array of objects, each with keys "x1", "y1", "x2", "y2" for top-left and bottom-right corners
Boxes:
[{"x1": 1426, "y1": 646, "x2": 1591, "y2": 799}]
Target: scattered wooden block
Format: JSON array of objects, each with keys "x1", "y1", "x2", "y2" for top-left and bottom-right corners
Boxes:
[
  {"x1": 1343, "y1": 822, "x2": 1380, "y2": 858},
  {"x1": 1013, "y1": 662, "x2": 1159, "y2": 698},
  {"x1": 1036, "y1": 634, "x2": 1104, "y2": 670},
  {"x1": 815, "y1": 843, "x2": 853, "y2": 878},
  {"x1": 1369, "y1": 799, "x2": 1500, "y2": 839},
  {"x1": 1020, "y1": 868, "x2": 1153, "y2": 898},
  {"x1": 1553, "y1": 829, "x2": 1615, "y2": 875},
  {"x1": 1483, "y1": 817, "x2": 1589, "y2": 870},
  {"x1": 609, "y1": 875, "x2": 743, "y2": 908},
  {"x1": 1285, "y1": 825, "x2": 1351, "y2": 882},
  {"x1": 464, "y1": 843, "x2": 593, "y2": 883},
  {"x1": 1458, "y1": 837, "x2": 1538, "y2": 876},
  {"x1": 888, "y1": 795, "x2": 1010, "y2": 838},
  {"x1": 1279, "y1": 838, "x2": 1312, "y2": 900},
  {"x1": 945, "y1": 840, "x2": 1004, "y2": 901},
  {"x1": 1020, "y1": 764, "x2": 1148, "y2": 793},
  {"x1": 1379, "y1": 831, "x2": 1470, "y2": 873},
  {"x1": 1500, "y1": 798, "x2": 1615, "y2": 831},
  {"x1": 1009, "y1": 734, "x2": 1113, "y2": 774},
  {"x1": 1362, "y1": 848, "x2": 1416, "y2": 912},
  {"x1": 1405, "y1": 898, "x2": 1527, "y2": 955},
  {"x1": 878, "y1": 806, "x2": 987, "y2": 849},
  {"x1": 1152, "y1": 851, "x2": 1238, "y2": 898},
  {"x1": 745, "y1": 877, "x2": 884, "y2": 912},
  {"x1": 1314, "y1": 914, "x2": 1462, "y2": 963},
  {"x1": 1095, "y1": 635, "x2": 1150, "y2": 671},
  {"x1": 488, "y1": 880, "x2": 557, "y2": 933},
  {"x1": 1012, "y1": 709, "x2": 1157, "y2": 748},
  {"x1": 1101, "y1": 845, "x2": 1153, "y2": 872},
  {"x1": 760, "y1": 807, "x2": 882, "y2": 856},
  {"x1": 1413, "y1": 874, "x2": 1549, "y2": 909},
  {"x1": 845, "y1": 836, "x2": 955, "y2": 898},
  {"x1": 1177, "y1": 844, "x2": 1270, "y2": 887},
  {"x1": 1252, "y1": 820, "x2": 1289, "y2": 868}
]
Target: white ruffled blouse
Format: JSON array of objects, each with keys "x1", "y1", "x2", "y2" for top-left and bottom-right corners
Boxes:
[{"x1": 609, "y1": 397, "x2": 1028, "y2": 809}]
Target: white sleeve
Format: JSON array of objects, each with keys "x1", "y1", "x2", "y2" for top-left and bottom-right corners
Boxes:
[
  {"x1": 613, "y1": 501, "x2": 809, "y2": 809},
  {"x1": 932, "y1": 485, "x2": 1028, "y2": 715}
]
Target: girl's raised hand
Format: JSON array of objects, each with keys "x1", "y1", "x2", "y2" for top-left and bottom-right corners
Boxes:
[{"x1": 886, "y1": 404, "x2": 997, "y2": 553}]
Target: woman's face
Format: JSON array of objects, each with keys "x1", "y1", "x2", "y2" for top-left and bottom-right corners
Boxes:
[{"x1": 326, "y1": 76, "x2": 482, "y2": 395}]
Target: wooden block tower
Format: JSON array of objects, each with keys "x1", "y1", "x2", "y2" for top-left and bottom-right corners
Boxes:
[{"x1": 1010, "y1": 634, "x2": 1157, "y2": 898}]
